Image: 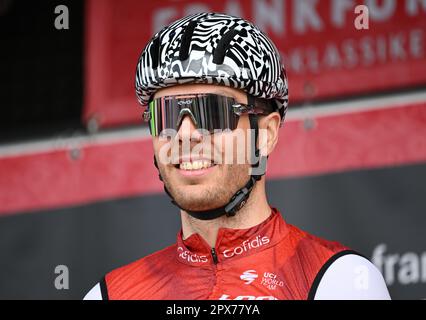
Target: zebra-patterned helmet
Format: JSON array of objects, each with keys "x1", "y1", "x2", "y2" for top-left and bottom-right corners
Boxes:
[{"x1": 135, "y1": 12, "x2": 289, "y2": 121}]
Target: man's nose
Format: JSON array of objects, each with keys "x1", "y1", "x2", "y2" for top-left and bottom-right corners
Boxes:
[{"x1": 177, "y1": 115, "x2": 203, "y2": 142}]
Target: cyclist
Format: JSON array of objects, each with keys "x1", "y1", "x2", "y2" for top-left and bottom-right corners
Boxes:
[{"x1": 84, "y1": 12, "x2": 390, "y2": 300}]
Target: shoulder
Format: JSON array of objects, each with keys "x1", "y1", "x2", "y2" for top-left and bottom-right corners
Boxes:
[
  {"x1": 286, "y1": 223, "x2": 350, "y2": 261},
  {"x1": 83, "y1": 244, "x2": 176, "y2": 300},
  {"x1": 310, "y1": 252, "x2": 391, "y2": 300},
  {"x1": 107, "y1": 244, "x2": 176, "y2": 282},
  {"x1": 284, "y1": 224, "x2": 390, "y2": 299}
]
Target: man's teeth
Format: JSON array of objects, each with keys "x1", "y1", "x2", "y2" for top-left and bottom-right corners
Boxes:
[{"x1": 179, "y1": 160, "x2": 213, "y2": 170}]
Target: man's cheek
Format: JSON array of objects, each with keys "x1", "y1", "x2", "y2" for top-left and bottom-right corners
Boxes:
[{"x1": 213, "y1": 131, "x2": 239, "y2": 165}]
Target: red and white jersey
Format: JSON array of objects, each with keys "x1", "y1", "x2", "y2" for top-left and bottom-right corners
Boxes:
[{"x1": 84, "y1": 208, "x2": 390, "y2": 300}]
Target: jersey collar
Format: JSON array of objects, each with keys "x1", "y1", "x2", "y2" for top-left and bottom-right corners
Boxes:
[{"x1": 176, "y1": 207, "x2": 289, "y2": 266}]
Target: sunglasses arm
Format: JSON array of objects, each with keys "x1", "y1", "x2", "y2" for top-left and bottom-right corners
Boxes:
[{"x1": 232, "y1": 103, "x2": 270, "y2": 116}]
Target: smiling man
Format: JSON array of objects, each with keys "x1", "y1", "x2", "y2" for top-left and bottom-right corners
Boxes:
[{"x1": 84, "y1": 12, "x2": 390, "y2": 300}]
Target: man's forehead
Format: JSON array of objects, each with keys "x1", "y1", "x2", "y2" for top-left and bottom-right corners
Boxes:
[{"x1": 153, "y1": 84, "x2": 244, "y2": 99}]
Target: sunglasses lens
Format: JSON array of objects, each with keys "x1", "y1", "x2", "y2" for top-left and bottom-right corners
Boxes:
[{"x1": 147, "y1": 94, "x2": 239, "y2": 136}]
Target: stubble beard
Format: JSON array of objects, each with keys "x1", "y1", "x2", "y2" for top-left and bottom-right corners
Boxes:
[{"x1": 159, "y1": 163, "x2": 251, "y2": 212}]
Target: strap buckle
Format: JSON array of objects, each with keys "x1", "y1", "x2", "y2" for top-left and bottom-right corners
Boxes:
[{"x1": 224, "y1": 176, "x2": 256, "y2": 216}]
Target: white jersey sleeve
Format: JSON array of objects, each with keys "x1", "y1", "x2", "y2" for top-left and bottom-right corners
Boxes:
[
  {"x1": 313, "y1": 253, "x2": 391, "y2": 300},
  {"x1": 83, "y1": 283, "x2": 103, "y2": 300}
]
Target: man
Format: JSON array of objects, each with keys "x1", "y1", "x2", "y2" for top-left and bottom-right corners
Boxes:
[{"x1": 84, "y1": 12, "x2": 390, "y2": 300}]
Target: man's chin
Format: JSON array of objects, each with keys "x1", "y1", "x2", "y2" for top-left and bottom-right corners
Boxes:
[{"x1": 171, "y1": 187, "x2": 222, "y2": 211}]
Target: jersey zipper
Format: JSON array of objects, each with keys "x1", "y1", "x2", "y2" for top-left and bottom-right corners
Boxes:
[
  {"x1": 207, "y1": 247, "x2": 219, "y2": 299},
  {"x1": 211, "y1": 247, "x2": 218, "y2": 264}
]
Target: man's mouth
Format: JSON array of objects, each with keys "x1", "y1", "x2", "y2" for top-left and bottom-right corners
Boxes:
[
  {"x1": 172, "y1": 157, "x2": 218, "y2": 175},
  {"x1": 177, "y1": 160, "x2": 215, "y2": 171}
]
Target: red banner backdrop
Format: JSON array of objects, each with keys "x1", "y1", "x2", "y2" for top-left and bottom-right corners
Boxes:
[
  {"x1": 2, "y1": 101, "x2": 426, "y2": 215},
  {"x1": 84, "y1": 0, "x2": 426, "y2": 128}
]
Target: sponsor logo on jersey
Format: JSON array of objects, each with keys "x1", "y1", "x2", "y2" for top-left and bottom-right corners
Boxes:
[
  {"x1": 240, "y1": 270, "x2": 258, "y2": 285},
  {"x1": 222, "y1": 235, "x2": 270, "y2": 258},
  {"x1": 219, "y1": 294, "x2": 277, "y2": 300},
  {"x1": 261, "y1": 272, "x2": 284, "y2": 290},
  {"x1": 177, "y1": 246, "x2": 208, "y2": 264}
]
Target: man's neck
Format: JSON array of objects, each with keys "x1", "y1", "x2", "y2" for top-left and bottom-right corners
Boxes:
[{"x1": 180, "y1": 179, "x2": 272, "y2": 248}]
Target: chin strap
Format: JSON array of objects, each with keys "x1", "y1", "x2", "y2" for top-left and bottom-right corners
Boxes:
[{"x1": 154, "y1": 94, "x2": 266, "y2": 220}]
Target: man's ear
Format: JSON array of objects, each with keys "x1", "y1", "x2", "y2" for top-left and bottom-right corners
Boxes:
[{"x1": 258, "y1": 112, "x2": 281, "y2": 156}]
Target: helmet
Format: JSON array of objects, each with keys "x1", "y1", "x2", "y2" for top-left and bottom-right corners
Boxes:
[{"x1": 135, "y1": 12, "x2": 289, "y2": 122}]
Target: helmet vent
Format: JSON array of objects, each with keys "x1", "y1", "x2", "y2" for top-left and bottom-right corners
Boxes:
[
  {"x1": 150, "y1": 36, "x2": 160, "y2": 69},
  {"x1": 179, "y1": 20, "x2": 198, "y2": 61},
  {"x1": 213, "y1": 27, "x2": 247, "y2": 65}
]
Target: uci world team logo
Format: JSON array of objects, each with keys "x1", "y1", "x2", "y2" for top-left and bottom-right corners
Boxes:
[{"x1": 240, "y1": 270, "x2": 258, "y2": 285}]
